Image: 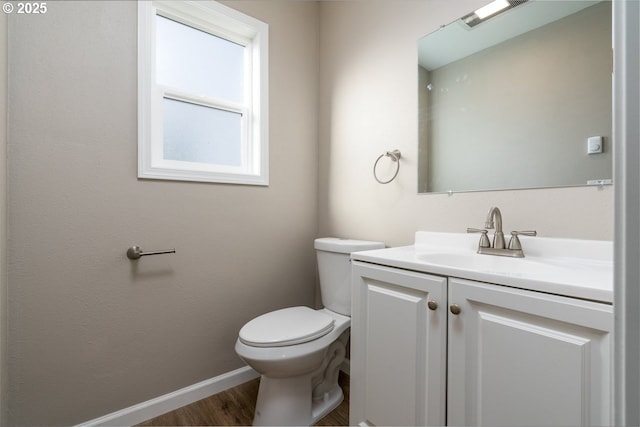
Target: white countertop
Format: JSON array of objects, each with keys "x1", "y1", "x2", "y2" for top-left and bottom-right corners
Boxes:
[{"x1": 351, "y1": 232, "x2": 613, "y2": 303}]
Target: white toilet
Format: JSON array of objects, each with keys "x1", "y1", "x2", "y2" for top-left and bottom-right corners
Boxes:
[{"x1": 235, "y1": 237, "x2": 384, "y2": 426}]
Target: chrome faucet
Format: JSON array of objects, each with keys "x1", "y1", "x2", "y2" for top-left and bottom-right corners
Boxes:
[
  {"x1": 485, "y1": 206, "x2": 505, "y2": 249},
  {"x1": 467, "y1": 206, "x2": 537, "y2": 258}
]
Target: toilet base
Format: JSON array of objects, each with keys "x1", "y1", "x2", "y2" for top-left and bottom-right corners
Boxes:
[
  {"x1": 311, "y1": 383, "x2": 344, "y2": 423},
  {"x1": 253, "y1": 374, "x2": 343, "y2": 426}
]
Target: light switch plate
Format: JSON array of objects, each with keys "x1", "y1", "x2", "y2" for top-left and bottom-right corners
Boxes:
[{"x1": 587, "y1": 136, "x2": 604, "y2": 154}]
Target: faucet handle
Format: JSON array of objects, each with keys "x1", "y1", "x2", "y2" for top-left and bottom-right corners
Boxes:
[
  {"x1": 508, "y1": 230, "x2": 537, "y2": 250},
  {"x1": 467, "y1": 228, "x2": 491, "y2": 248}
]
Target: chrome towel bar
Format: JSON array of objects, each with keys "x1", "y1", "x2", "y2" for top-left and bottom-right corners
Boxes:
[{"x1": 126, "y1": 245, "x2": 176, "y2": 260}]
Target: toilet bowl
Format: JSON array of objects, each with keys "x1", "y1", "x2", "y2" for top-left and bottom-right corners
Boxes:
[
  {"x1": 235, "y1": 307, "x2": 350, "y2": 425},
  {"x1": 235, "y1": 238, "x2": 384, "y2": 426}
]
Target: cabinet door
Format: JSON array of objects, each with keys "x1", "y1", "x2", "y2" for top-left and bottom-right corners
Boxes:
[
  {"x1": 448, "y1": 278, "x2": 612, "y2": 427},
  {"x1": 350, "y1": 261, "x2": 447, "y2": 427}
]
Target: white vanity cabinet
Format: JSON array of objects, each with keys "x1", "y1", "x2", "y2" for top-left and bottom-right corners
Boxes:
[
  {"x1": 350, "y1": 261, "x2": 447, "y2": 426},
  {"x1": 447, "y1": 277, "x2": 612, "y2": 427},
  {"x1": 350, "y1": 261, "x2": 613, "y2": 427}
]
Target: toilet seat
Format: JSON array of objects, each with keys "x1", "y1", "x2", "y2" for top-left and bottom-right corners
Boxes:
[{"x1": 239, "y1": 306, "x2": 335, "y2": 348}]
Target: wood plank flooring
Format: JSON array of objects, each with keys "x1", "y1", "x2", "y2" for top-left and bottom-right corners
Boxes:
[{"x1": 137, "y1": 372, "x2": 349, "y2": 426}]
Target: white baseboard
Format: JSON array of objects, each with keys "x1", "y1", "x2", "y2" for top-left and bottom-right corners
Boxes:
[
  {"x1": 75, "y1": 366, "x2": 259, "y2": 427},
  {"x1": 77, "y1": 359, "x2": 351, "y2": 427}
]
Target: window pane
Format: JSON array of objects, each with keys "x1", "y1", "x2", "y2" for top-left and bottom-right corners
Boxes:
[
  {"x1": 156, "y1": 15, "x2": 245, "y2": 103},
  {"x1": 163, "y1": 98, "x2": 242, "y2": 166}
]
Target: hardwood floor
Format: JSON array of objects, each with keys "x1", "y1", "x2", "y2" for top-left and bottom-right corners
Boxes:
[{"x1": 137, "y1": 372, "x2": 349, "y2": 426}]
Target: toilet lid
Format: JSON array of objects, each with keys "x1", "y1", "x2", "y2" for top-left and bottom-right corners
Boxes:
[{"x1": 239, "y1": 306, "x2": 335, "y2": 347}]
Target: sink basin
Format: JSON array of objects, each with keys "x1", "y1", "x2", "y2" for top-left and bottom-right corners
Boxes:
[
  {"x1": 351, "y1": 231, "x2": 613, "y2": 303},
  {"x1": 416, "y1": 251, "x2": 563, "y2": 277}
]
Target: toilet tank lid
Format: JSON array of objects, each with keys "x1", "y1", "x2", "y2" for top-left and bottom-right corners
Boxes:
[{"x1": 314, "y1": 237, "x2": 385, "y2": 254}]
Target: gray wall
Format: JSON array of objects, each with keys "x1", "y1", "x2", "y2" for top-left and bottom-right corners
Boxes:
[
  {"x1": 7, "y1": 1, "x2": 319, "y2": 425},
  {"x1": 1, "y1": 9, "x2": 7, "y2": 427}
]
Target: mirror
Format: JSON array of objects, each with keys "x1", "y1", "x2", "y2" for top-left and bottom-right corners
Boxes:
[{"x1": 418, "y1": 1, "x2": 612, "y2": 193}]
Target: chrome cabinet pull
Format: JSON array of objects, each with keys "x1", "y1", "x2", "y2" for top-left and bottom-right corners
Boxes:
[{"x1": 126, "y1": 245, "x2": 175, "y2": 260}]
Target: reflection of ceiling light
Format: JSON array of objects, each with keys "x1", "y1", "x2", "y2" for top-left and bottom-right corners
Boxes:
[
  {"x1": 461, "y1": 0, "x2": 528, "y2": 29},
  {"x1": 475, "y1": 0, "x2": 510, "y2": 19}
]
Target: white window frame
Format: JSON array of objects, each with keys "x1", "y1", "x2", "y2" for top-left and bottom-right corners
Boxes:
[{"x1": 138, "y1": 0, "x2": 269, "y2": 185}]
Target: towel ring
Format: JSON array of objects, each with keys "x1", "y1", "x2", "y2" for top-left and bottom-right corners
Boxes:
[{"x1": 373, "y1": 150, "x2": 401, "y2": 184}]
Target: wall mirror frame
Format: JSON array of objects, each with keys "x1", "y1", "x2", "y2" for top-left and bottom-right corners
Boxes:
[{"x1": 418, "y1": 0, "x2": 612, "y2": 194}]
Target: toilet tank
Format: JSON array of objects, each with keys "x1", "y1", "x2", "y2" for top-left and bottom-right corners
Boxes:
[{"x1": 314, "y1": 238, "x2": 385, "y2": 316}]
